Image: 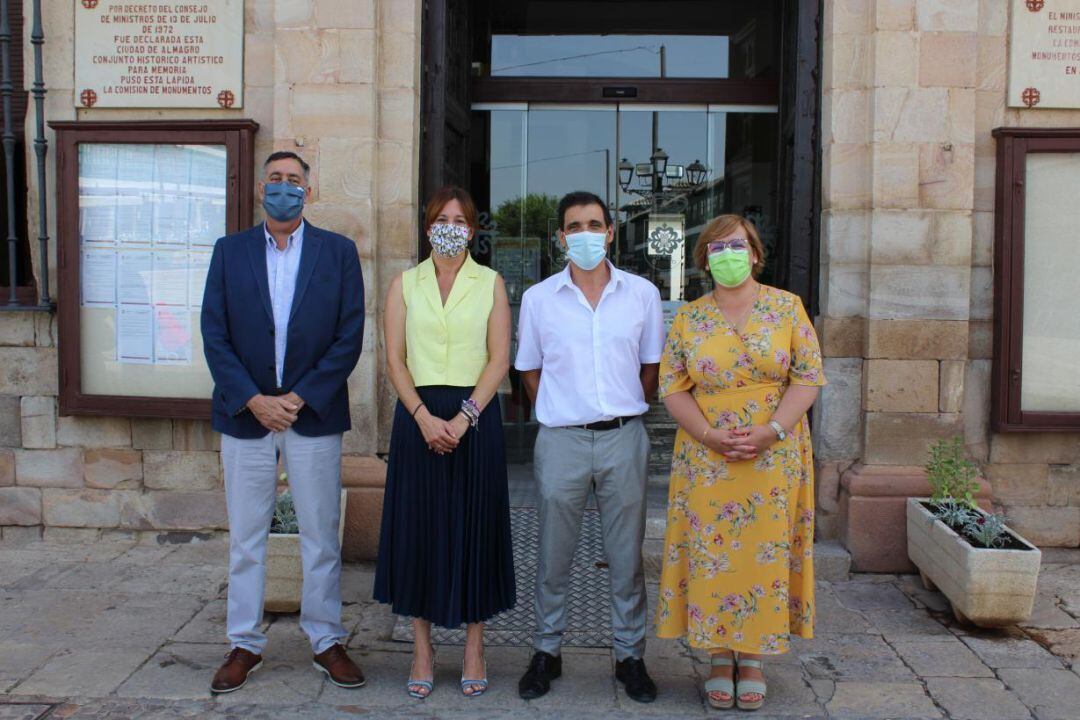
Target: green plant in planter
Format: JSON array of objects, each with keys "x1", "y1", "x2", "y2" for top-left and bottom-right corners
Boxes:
[
  {"x1": 271, "y1": 487, "x2": 299, "y2": 534},
  {"x1": 963, "y1": 511, "x2": 1009, "y2": 549},
  {"x1": 924, "y1": 436, "x2": 1009, "y2": 548}
]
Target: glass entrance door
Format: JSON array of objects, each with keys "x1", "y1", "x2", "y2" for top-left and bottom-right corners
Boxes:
[{"x1": 469, "y1": 102, "x2": 778, "y2": 462}]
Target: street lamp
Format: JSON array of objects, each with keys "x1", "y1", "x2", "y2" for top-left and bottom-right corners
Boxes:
[
  {"x1": 650, "y1": 147, "x2": 669, "y2": 178},
  {"x1": 687, "y1": 159, "x2": 707, "y2": 187}
]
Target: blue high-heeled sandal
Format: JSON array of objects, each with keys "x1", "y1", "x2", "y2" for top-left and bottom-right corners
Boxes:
[
  {"x1": 407, "y1": 651, "x2": 436, "y2": 699},
  {"x1": 460, "y1": 659, "x2": 488, "y2": 697}
]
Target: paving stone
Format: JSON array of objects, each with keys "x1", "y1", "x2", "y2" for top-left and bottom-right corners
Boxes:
[
  {"x1": 999, "y1": 668, "x2": 1080, "y2": 720},
  {"x1": 0, "y1": 641, "x2": 55, "y2": 693},
  {"x1": 891, "y1": 639, "x2": 995, "y2": 677},
  {"x1": 813, "y1": 585, "x2": 876, "y2": 634},
  {"x1": 1022, "y1": 628, "x2": 1080, "y2": 662},
  {"x1": 826, "y1": 681, "x2": 941, "y2": 718},
  {"x1": 10, "y1": 646, "x2": 152, "y2": 697},
  {"x1": 925, "y1": 677, "x2": 1033, "y2": 720},
  {"x1": 863, "y1": 608, "x2": 954, "y2": 641},
  {"x1": 961, "y1": 634, "x2": 1065, "y2": 670},
  {"x1": 1018, "y1": 595, "x2": 1078, "y2": 630},
  {"x1": 612, "y1": 669, "x2": 708, "y2": 717},
  {"x1": 0, "y1": 706, "x2": 54, "y2": 720},
  {"x1": 116, "y1": 642, "x2": 226, "y2": 700},
  {"x1": 832, "y1": 581, "x2": 915, "y2": 611},
  {"x1": 798, "y1": 634, "x2": 915, "y2": 682}
]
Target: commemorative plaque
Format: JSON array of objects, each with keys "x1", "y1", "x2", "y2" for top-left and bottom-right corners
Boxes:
[
  {"x1": 1009, "y1": 0, "x2": 1080, "y2": 109},
  {"x1": 74, "y1": 1, "x2": 243, "y2": 109}
]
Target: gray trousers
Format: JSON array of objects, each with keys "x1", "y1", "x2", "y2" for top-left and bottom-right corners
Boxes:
[
  {"x1": 532, "y1": 417, "x2": 649, "y2": 661},
  {"x1": 221, "y1": 428, "x2": 347, "y2": 655}
]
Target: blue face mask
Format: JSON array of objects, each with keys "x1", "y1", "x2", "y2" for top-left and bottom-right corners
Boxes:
[
  {"x1": 564, "y1": 230, "x2": 608, "y2": 270},
  {"x1": 262, "y1": 182, "x2": 306, "y2": 222}
]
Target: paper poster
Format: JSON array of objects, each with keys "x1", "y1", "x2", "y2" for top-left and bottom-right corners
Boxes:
[
  {"x1": 80, "y1": 249, "x2": 117, "y2": 306},
  {"x1": 188, "y1": 252, "x2": 212, "y2": 309},
  {"x1": 115, "y1": 193, "x2": 153, "y2": 245},
  {"x1": 117, "y1": 305, "x2": 153, "y2": 364},
  {"x1": 152, "y1": 252, "x2": 188, "y2": 307},
  {"x1": 154, "y1": 307, "x2": 192, "y2": 365},
  {"x1": 118, "y1": 250, "x2": 152, "y2": 305},
  {"x1": 188, "y1": 196, "x2": 226, "y2": 247},
  {"x1": 79, "y1": 193, "x2": 117, "y2": 244},
  {"x1": 151, "y1": 193, "x2": 190, "y2": 245}
]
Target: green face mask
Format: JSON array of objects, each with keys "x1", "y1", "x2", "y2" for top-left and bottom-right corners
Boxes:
[{"x1": 708, "y1": 248, "x2": 752, "y2": 288}]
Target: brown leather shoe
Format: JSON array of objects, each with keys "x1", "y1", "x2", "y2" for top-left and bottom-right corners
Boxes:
[
  {"x1": 313, "y1": 643, "x2": 366, "y2": 688},
  {"x1": 210, "y1": 647, "x2": 263, "y2": 693}
]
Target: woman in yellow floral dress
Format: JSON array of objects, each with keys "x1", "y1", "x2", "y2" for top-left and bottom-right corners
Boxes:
[{"x1": 655, "y1": 214, "x2": 824, "y2": 711}]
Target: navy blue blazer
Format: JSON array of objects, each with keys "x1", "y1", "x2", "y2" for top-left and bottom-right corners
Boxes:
[{"x1": 200, "y1": 222, "x2": 365, "y2": 438}]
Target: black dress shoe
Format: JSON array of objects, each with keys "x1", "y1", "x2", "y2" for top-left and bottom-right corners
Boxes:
[
  {"x1": 615, "y1": 657, "x2": 657, "y2": 703},
  {"x1": 518, "y1": 650, "x2": 562, "y2": 699}
]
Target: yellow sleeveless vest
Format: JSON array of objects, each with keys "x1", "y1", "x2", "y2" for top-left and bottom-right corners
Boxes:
[{"x1": 402, "y1": 254, "x2": 496, "y2": 387}]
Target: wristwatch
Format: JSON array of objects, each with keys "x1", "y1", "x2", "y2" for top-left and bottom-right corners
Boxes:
[{"x1": 768, "y1": 420, "x2": 786, "y2": 441}]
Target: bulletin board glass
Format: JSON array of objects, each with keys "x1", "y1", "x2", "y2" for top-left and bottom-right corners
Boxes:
[{"x1": 52, "y1": 120, "x2": 258, "y2": 419}]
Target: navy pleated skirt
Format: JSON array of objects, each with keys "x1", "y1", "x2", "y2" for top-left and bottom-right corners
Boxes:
[{"x1": 373, "y1": 385, "x2": 516, "y2": 628}]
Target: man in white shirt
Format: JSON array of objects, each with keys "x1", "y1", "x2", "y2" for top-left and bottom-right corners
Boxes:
[{"x1": 515, "y1": 191, "x2": 665, "y2": 704}]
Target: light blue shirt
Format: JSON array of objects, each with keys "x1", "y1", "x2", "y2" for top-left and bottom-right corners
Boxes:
[{"x1": 264, "y1": 221, "x2": 305, "y2": 387}]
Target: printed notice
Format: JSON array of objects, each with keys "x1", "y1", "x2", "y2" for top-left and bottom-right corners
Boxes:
[
  {"x1": 81, "y1": 249, "x2": 117, "y2": 306},
  {"x1": 118, "y1": 250, "x2": 153, "y2": 305},
  {"x1": 1009, "y1": 0, "x2": 1080, "y2": 108},
  {"x1": 152, "y1": 251, "x2": 188, "y2": 306},
  {"x1": 117, "y1": 305, "x2": 154, "y2": 364},
  {"x1": 188, "y1": 252, "x2": 212, "y2": 309},
  {"x1": 154, "y1": 307, "x2": 192, "y2": 364},
  {"x1": 74, "y1": 1, "x2": 244, "y2": 109}
]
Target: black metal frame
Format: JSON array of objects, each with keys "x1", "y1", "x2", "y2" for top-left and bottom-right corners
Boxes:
[{"x1": 419, "y1": 0, "x2": 822, "y2": 310}]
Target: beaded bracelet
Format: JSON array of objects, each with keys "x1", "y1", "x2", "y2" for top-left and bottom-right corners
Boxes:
[{"x1": 460, "y1": 398, "x2": 481, "y2": 429}]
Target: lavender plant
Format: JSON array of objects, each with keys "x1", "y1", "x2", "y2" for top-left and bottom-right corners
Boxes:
[
  {"x1": 271, "y1": 488, "x2": 299, "y2": 534},
  {"x1": 963, "y1": 511, "x2": 1010, "y2": 549}
]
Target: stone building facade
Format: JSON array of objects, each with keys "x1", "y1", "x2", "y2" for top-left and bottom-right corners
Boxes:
[{"x1": 0, "y1": 1, "x2": 1077, "y2": 563}]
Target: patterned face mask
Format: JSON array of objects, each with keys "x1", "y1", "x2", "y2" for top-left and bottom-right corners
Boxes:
[{"x1": 428, "y1": 223, "x2": 471, "y2": 258}]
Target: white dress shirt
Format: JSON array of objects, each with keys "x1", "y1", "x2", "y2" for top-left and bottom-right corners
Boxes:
[
  {"x1": 264, "y1": 221, "x2": 305, "y2": 387},
  {"x1": 515, "y1": 261, "x2": 665, "y2": 427}
]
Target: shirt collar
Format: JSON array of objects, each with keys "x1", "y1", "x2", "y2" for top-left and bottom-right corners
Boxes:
[
  {"x1": 554, "y1": 259, "x2": 623, "y2": 293},
  {"x1": 264, "y1": 219, "x2": 305, "y2": 250}
]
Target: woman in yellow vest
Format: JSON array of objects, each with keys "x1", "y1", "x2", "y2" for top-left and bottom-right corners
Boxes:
[{"x1": 374, "y1": 186, "x2": 514, "y2": 700}]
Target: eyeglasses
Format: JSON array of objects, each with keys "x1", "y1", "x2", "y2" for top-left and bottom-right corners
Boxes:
[{"x1": 707, "y1": 238, "x2": 750, "y2": 253}]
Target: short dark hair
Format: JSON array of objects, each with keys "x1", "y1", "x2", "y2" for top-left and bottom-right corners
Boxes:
[
  {"x1": 263, "y1": 151, "x2": 310, "y2": 181},
  {"x1": 424, "y1": 185, "x2": 478, "y2": 231},
  {"x1": 557, "y1": 191, "x2": 612, "y2": 230}
]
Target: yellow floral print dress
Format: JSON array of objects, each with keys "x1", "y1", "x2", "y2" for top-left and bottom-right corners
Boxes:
[{"x1": 655, "y1": 285, "x2": 825, "y2": 655}]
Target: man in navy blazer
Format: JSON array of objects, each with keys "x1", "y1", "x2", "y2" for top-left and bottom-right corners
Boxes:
[{"x1": 201, "y1": 151, "x2": 366, "y2": 693}]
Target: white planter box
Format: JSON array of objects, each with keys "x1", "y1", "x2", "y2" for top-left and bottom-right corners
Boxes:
[
  {"x1": 906, "y1": 498, "x2": 1041, "y2": 627},
  {"x1": 264, "y1": 489, "x2": 348, "y2": 613}
]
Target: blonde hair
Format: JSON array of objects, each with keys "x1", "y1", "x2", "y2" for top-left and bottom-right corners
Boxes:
[{"x1": 692, "y1": 214, "x2": 766, "y2": 278}]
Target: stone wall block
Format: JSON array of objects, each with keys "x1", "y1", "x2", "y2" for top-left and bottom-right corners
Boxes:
[
  {"x1": 968, "y1": 321, "x2": 992, "y2": 359},
  {"x1": 0, "y1": 395, "x2": 20, "y2": 446},
  {"x1": 990, "y1": 434, "x2": 1080, "y2": 465},
  {"x1": 140, "y1": 491, "x2": 228, "y2": 530},
  {"x1": 338, "y1": 29, "x2": 377, "y2": 84},
  {"x1": 376, "y1": 140, "x2": 415, "y2": 207},
  {"x1": 318, "y1": 137, "x2": 375, "y2": 204},
  {"x1": 84, "y1": 449, "x2": 143, "y2": 490},
  {"x1": 0, "y1": 487, "x2": 41, "y2": 525},
  {"x1": 14, "y1": 448, "x2": 83, "y2": 488},
  {"x1": 1048, "y1": 465, "x2": 1080, "y2": 507},
  {"x1": 816, "y1": 461, "x2": 844, "y2": 514},
  {"x1": 968, "y1": 266, "x2": 992, "y2": 322},
  {"x1": 877, "y1": 0, "x2": 915, "y2": 30},
  {"x1": 820, "y1": 264, "x2": 868, "y2": 318},
  {"x1": 864, "y1": 359, "x2": 939, "y2": 412},
  {"x1": 915, "y1": 0, "x2": 978, "y2": 32},
  {"x1": 864, "y1": 412, "x2": 964, "y2": 465},
  {"x1": 947, "y1": 89, "x2": 976, "y2": 145},
  {"x1": 873, "y1": 32, "x2": 917, "y2": 87},
  {"x1": 0, "y1": 347, "x2": 57, "y2": 396},
  {"x1": 56, "y1": 416, "x2": 131, "y2": 448},
  {"x1": 42, "y1": 488, "x2": 120, "y2": 528},
  {"x1": 814, "y1": 358, "x2": 863, "y2": 461},
  {"x1": 278, "y1": 29, "x2": 341, "y2": 84},
  {"x1": 978, "y1": 0, "x2": 1008, "y2": 36},
  {"x1": 919, "y1": 32, "x2": 977, "y2": 87},
  {"x1": 0, "y1": 448, "x2": 13, "y2": 486},
  {"x1": 963, "y1": 359, "x2": 991, "y2": 461},
  {"x1": 819, "y1": 316, "x2": 866, "y2": 357},
  {"x1": 826, "y1": 33, "x2": 871, "y2": 90},
  {"x1": 289, "y1": 84, "x2": 375, "y2": 139},
  {"x1": 938, "y1": 359, "x2": 965, "y2": 413},
  {"x1": 875, "y1": 89, "x2": 948, "y2": 143},
  {"x1": 972, "y1": 211, "x2": 993, "y2": 267},
  {"x1": 823, "y1": 143, "x2": 871, "y2": 210},
  {"x1": 1002, "y1": 506, "x2": 1080, "y2": 547},
  {"x1": 0, "y1": 311, "x2": 35, "y2": 346},
  {"x1": 171, "y1": 420, "x2": 220, "y2": 452},
  {"x1": 378, "y1": 88, "x2": 419, "y2": 144},
  {"x1": 274, "y1": 0, "x2": 313, "y2": 27},
  {"x1": 20, "y1": 396, "x2": 56, "y2": 449},
  {"x1": 243, "y1": 33, "x2": 275, "y2": 88},
  {"x1": 828, "y1": 90, "x2": 869, "y2": 144},
  {"x1": 823, "y1": 210, "x2": 870, "y2": 265},
  {"x1": 380, "y1": 0, "x2": 420, "y2": 34},
  {"x1": 976, "y1": 35, "x2": 1007, "y2": 92},
  {"x1": 984, "y1": 464, "x2": 1050, "y2": 507},
  {"x1": 868, "y1": 265, "x2": 970, "y2": 320},
  {"x1": 872, "y1": 142, "x2": 920, "y2": 208},
  {"x1": 930, "y1": 210, "x2": 973, "y2": 265},
  {"x1": 378, "y1": 31, "x2": 418, "y2": 89},
  {"x1": 869, "y1": 210, "x2": 931, "y2": 264},
  {"x1": 143, "y1": 451, "x2": 221, "y2": 491},
  {"x1": 131, "y1": 418, "x2": 173, "y2": 450},
  {"x1": 918, "y1": 142, "x2": 975, "y2": 210},
  {"x1": 314, "y1": 0, "x2": 376, "y2": 29}
]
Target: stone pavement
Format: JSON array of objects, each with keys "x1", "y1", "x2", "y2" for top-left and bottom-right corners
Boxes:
[{"x1": 3, "y1": 533, "x2": 1080, "y2": 720}]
